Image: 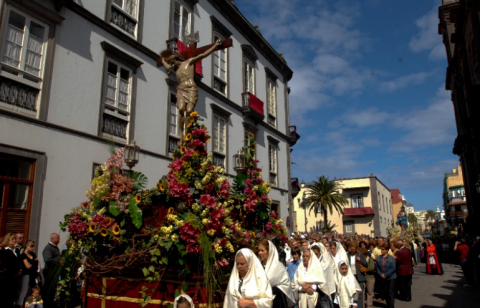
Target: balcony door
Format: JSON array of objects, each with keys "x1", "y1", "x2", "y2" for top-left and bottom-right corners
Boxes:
[{"x1": 0, "y1": 154, "x2": 35, "y2": 238}]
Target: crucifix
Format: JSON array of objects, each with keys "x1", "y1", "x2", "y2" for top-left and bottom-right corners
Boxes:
[{"x1": 158, "y1": 33, "x2": 233, "y2": 147}]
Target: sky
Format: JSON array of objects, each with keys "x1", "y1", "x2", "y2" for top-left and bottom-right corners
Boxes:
[{"x1": 234, "y1": 0, "x2": 458, "y2": 211}]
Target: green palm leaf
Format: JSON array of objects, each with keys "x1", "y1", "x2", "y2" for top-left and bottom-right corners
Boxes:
[{"x1": 305, "y1": 176, "x2": 348, "y2": 225}]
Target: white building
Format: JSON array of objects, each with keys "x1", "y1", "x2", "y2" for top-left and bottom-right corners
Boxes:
[{"x1": 0, "y1": 0, "x2": 296, "y2": 258}]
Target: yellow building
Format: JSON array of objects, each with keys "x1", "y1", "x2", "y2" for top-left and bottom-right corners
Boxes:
[
  {"x1": 391, "y1": 189, "x2": 406, "y2": 231},
  {"x1": 291, "y1": 175, "x2": 393, "y2": 237},
  {"x1": 443, "y1": 165, "x2": 467, "y2": 232}
]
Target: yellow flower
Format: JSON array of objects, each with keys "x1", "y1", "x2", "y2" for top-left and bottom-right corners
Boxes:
[
  {"x1": 202, "y1": 218, "x2": 209, "y2": 225},
  {"x1": 207, "y1": 229, "x2": 215, "y2": 236},
  {"x1": 171, "y1": 234, "x2": 178, "y2": 241},
  {"x1": 206, "y1": 137, "x2": 210, "y2": 143},
  {"x1": 192, "y1": 203, "x2": 200, "y2": 212},
  {"x1": 135, "y1": 194, "x2": 142, "y2": 203},
  {"x1": 145, "y1": 190, "x2": 149, "y2": 194},
  {"x1": 189, "y1": 111, "x2": 198, "y2": 117},
  {"x1": 214, "y1": 244, "x2": 223, "y2": 254},
  {"x1": 112, "y1": 224, "x2": 120, "y2": 235},
  {"x1": 167, "y1": 207, "x2": 175, "y2": 214},
  {"x1": 89, "y1": 223, "x2": 97, "y2": 233},
  {"x1": 159, "y1": 183, "x2": 165, "y2": 191},
  {"x1": 187, "y1": 121, "x2": 193, "y2": 128},
  {"x1": 185, "y1": 133, "x2": 192, "y2": 141},
  {"x1": 156, "y1": 182, "x2": 161, "y2": 190},
  {"x1": 100, "y1": 228, "x2": 108, "y2": 237},
  {"x1": 180, "y1": 146, "x2": 186, "y2": 154}
]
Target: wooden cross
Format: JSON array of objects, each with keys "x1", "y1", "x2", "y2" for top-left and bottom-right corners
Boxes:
[{"x1": 157, "y1": 36, "x2": 233, "y2": 67}]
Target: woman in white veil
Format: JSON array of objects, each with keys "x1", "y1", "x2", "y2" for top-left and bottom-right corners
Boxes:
[
  {"x1": 315, "y1": 243, "x2": 336, "y2": 297},
  {"x1": 334, "y1": 260, "x2": 362, "y2": 308},
  {"x1": 224, "y1": 248, "x2": 274, "y2": 308},
  {"x1": 174, "y1": 294, "x2": 195, "y2": 308},
  {"x1": 258, "y1": 240, "x2": 295, "y2": 308},
  {"x1": 330, "y1": 241, "x2": 348, "y2": 268},
  {"x1": 292, "y1": 248, "x2": 328, "y2": 308}
]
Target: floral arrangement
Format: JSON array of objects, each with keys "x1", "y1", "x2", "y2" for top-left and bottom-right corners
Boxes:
[{"x1": 58, "y1": 112, "x2": 289, "y2": 305}]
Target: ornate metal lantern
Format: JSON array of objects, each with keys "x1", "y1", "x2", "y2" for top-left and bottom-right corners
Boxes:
[
  {"x1": 233, "y1": 149, "x2": 246, "y2": 174},
  {"x1": 124, "y1": 140, "x2": 140, "y2": 171}
]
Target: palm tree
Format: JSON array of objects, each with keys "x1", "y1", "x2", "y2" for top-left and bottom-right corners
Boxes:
[
  {"x1": 407, "y1": 213, "x2": 418, "y2": 226},
  {"x1": 425, "y1": 210, "x2": 436, "y2": 231},
  {"x1": 305, "y1": 176, "x2": 348, "y2": 227}
]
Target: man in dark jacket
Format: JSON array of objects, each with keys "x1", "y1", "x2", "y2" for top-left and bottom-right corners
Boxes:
[
  {"x1": 347, "y1": 241, "x2": 369, "y2": 308},
  {"x1": 42, "y1": 233, "x2": 61, "y2": 306},
  {"x1": 396, "y1": 239, "x2": 414, "y2": 301}
]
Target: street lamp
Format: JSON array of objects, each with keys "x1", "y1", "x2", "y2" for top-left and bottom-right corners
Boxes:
[
  {"x1": 233, "y1": 149, "x2": 247, "y2": 174},
  {"x1": 298, "y1": 191, "x2": 308, "y2": 233},
  {"x1": 124, "y1": 140, "x2": 140, "y2": 174}
]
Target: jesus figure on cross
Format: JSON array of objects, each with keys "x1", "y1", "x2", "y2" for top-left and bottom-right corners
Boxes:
[{"x1": 161, "y1": 39, "x2": 223, "y2": 147}]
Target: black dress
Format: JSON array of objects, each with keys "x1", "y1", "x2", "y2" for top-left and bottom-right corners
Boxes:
[
  {"x1": 0, "y1": 248, "x2": 21, "y2": 307},
  {"x1": 272, "y1": 286, "x2": 289, "y2": 308},
  {"x1": 315, "y1": 288, "x2": 334, "y2": 308}
]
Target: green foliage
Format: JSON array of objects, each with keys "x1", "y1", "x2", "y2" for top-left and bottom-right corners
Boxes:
[
  {"x1": 129, "y1": 171, "x2": 149, "y2": 190},
  {"x1": 306, "y1": 176, "x2": 348, "y2": 224},
  {"x1": 109, "y1": 200, "x2": 121, "y2": 216},
  {"x1": 408, "y1": 213, "x2": 418, "y2": 225},
  {"x1": 128, "y1": 195, "x2": 143, "y2": 228}
]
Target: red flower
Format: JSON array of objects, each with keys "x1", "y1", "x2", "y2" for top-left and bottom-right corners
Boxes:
[{"x1": 199, "y1": 194, "x2": 216, "y2": 208}]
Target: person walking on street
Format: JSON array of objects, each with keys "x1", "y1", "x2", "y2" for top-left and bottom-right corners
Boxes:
[
  {"x1": 0, "y1": 233, "x2": 22, "y2": 307},
  {"x1": 395, "y1": 239, "x2": 413, "y2": 302},
  {"x1": 361, "y1": 247, "x2": 375, "y2": 308},
  {"x1": 346, "y1": 241, "x2": 368, "y2": 308},
  {"x1": 42, "y1": 233, "x2": 61, "y2": 307},
  {"x1": 454, "y1": 239, "x2": 474, "y2": 287},
  {"x1": 376, "y1": 243, "x2": 396, "y2": 308}
]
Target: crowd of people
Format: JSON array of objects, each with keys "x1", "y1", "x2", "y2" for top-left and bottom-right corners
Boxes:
[
  {"x1": 224, "y1": 231, "x2": 480, "y2": 308},
  {"x1": 0, "y1": 232, "x2": 62, "y2": 308},
  {"x1": 1, "y1": 230, "x2": 479, "y2": 308}
]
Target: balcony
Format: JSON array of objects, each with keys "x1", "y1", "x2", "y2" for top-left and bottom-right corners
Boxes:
[
  {"x1": 242, "y1": 92, "x2": 264, "y2": 122},
  {"x1": 291, "y1": 177, "x2": 301, "y2": 198},
  {"x1": 289, "y1": 125, "x2": 301, "y2": 146}
]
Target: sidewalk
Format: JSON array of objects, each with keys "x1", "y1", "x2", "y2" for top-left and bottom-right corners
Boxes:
[{"x1": 373, "y1": 262, "x2": 480, "y2": 308}]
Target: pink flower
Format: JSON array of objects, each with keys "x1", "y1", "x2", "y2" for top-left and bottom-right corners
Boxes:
[
  {"x1": 218, "y1": 259, "x2": 229, "y2": 268},
  {"x1": 199, "y1": 194, "x2": 216, "y2": 208},
  {"x1": 168, "y1": 178, "x2": 190, "y2": 198},
  {"x1": 191, "y1": 139, "x2": 205, "y2": 147},
  {"x1": 192, "y1": 128, "x2": 207, "y2": 136},
  {"x1": 168, "y1": 159, "x2": 184, "y2": 172},
  {"x1": 266, "y1": 222, "x2": 273, "y2": 231},
  {"x1": 219, "y1": 180, "x2": 230, "y2": 198},
  {"x1": 275, "y1": 224, "x2": 282, "y2": 230},
  {"x1": 270, "y1": 211, "x2": 278, "y2": 219},
  {"x1": 81, "y1": 201, "x2": 89, "y2": 208},
  {"x1": 261, "y1": 195, "x2": 268, "y2": 203}
]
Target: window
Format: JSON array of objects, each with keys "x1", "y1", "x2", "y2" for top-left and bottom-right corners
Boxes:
[
  {"x1": 244, "y1": 60, "x2": 255, "y2": 94},
  {"x1": 110, "y1": 0, "x2": 139, "y2": 37},
  {"x1": 344, "y1": 221, "x2": 353, "y2": 234},
  {"x1": 269, "y1": 143, "x2": 278, "y2": 186},
  {"x1": 101, "y1": 59, "x2": 132, "y2": 140},
  {"x1": 266, "y1": 79, "x2": 276, "y2": 126},
  {"x1": 317, "y1": 203, "x2": 323, "y2": 213},
  {"x1": 351, "y1": 194, "x2": 363, "y2": 208},
  {"x1": 0, "y1": 154, "x2": 35, "y2": 238},
  {"x1": 213, "y1": 34, "x2": 227, "y2": 95},
  {"x1": 241, "y1": 45, "x2": 258, "y2": 95},
  {"x1": 212, "y1": 114, "x2": 227, "y2": 168},
  {"x1": 172, "y1": 1, "x2": 192, "y2": 41},
  {"x1": 271, "y1": 202, "x2": 280, "y2": 216},
  {"x1": 0, "y1": 7, "x2": 49, "y2": 116},
  {"x1": 168, "y1": 93, "x2": 180, "y2": 155}
]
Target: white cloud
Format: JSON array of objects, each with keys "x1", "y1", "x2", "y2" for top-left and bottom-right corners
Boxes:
[
  {"x1": 389, "y1": 87, "x2": 456, "y2": 152},
  {"x1": 340, "y1": 107, "x2": 391, "y2": 127},
  {"x1": 380, "y1": 72, "x2": 432, "y2": 92},
  {"x1": 409, "y1": 3, "x2": 445, "y2": 61}
]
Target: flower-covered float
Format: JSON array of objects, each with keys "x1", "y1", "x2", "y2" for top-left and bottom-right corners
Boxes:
[{"x1": 57, "y1": 112, "x2": 289, "y2": 307}]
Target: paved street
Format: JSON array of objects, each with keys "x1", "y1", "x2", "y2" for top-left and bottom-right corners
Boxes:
[{"x1": 373, "y1": 262, "x2": 479, "y2": 308}]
